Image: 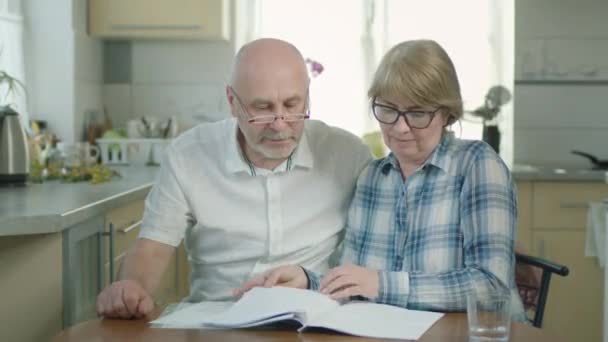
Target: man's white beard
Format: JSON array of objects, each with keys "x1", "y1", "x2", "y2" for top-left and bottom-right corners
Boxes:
[{"x1": 253, "y1": 139, "x2": 297, "y2": 160}]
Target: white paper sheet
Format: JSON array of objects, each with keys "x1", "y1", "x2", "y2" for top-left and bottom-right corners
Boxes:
[
  {"x1": 151, "y1": 287, "x2": 444, "y2": 340},
  {"x1": 150, "y1": 301, "x2": 233, "y2": 329},
  {"x1": 305, "y1": 301, "x2": 444, "y2": 340},
  {"x1": 200, "y1": 286, "x2": 339, "y2": 326}
]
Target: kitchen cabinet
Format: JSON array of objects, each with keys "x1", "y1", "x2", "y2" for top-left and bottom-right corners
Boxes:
[
  {"x1": 0, "y1": 234, "x2": 63, "y2": 342},
  {"x1": 62, "y1": 215, "x2": 105, "y2": 327},
  {"x1": 50, "y1": 198, "x2": 189, "y2": 330},
  {"x1": 103, "y1": 200, "x2": 189, "y2": 309},
  {"x1": 88, "y1": 0, "x2": 231, "y2": 40},
  {"x1": 516, "y1": 181, "x2": 533, "y2": 251},
  {"x1": 516, "y1": 180, "x2": 608, "y2": 342},
  {"x1": 0, "y1": 166, "x2": 158, "y2": 341},
  {"x1": 533, "y1": 230, "x2": 603, "y2": 342},
  {"x1": 0, "y1": 198, "x2": 189, "y2": 341}
]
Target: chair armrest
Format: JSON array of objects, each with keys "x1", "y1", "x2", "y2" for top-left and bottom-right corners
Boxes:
[{"x1": 515, "y1": 253, "x2": 569, "y2": 277}]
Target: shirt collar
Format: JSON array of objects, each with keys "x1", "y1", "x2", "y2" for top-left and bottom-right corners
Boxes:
[
  {"x1": 224, "y1": 119, "x2": 251, "y2": 174},
  {"x1": 290, "y1": 126, "x2": 314, "y2": 169},
  {"x1": 425, "y1": 132, "x2": 453, "y2": 173},
  {"x1": 379, "y1": 132, "x2": 454, "y2": 175},
  {"x1": 224, "y1": 118, "x2": 314, "y2": 174}
]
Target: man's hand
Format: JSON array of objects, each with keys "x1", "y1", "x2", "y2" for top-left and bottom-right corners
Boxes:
[
  {"x1": 233, "y1": 265, "x2": 308, "y2": 298},
  {"x1": 96, "y1": 280, "x2": 154, "y2": 319},
  {"x1": 319, "y1": 264, "x2": 379, "y2": 300}
]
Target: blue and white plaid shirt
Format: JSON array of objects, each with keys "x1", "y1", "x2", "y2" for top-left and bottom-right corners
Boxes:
[{"x1": 307, "y1": 134, "x2": 524, "y2": 318}]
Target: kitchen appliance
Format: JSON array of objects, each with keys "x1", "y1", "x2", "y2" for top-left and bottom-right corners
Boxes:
[
  {"x1": 572, "y1": 150, "x2": 608, "y2": 170},
  {"x1": 0, "y1": 105, "x2": 30, "y2": 184}
]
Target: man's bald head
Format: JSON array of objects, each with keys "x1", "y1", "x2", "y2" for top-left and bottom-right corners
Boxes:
[
  {"x1": 229, "y1": 38, "x2": 309, "y2": 91},
  {"x1": 225, "y1": 38, "x2": 310, "y2": 169}
]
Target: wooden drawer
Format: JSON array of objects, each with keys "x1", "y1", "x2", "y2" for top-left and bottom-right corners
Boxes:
[
  {"x1": 113, "y1": 224, "x2": 141, "y2": 258},
  {"x1": 515, "y1": 181, "x2": 533, "y2": 251},
  {"x1": 532, "y1": 231, "x2": 603, "y2": 342},
  {"x1": 103, "y1": 242, "x2": 179, "y2": 305},
  {"x1": 106, "y1": 200, "x2": 145, "y2": 231},
  {"x1": 532, "y1": 182, "x2": 608, "y2": 229},
  {"x1": 105, "y1": 200, "x2": 145, "y2": 255}
]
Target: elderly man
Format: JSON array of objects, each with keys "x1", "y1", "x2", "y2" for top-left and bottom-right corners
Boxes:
[{"x1": 96, "y1": 38, "x2": 372, "y2": 319}]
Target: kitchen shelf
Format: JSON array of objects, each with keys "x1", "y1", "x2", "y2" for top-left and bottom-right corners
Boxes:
[{"x1": 515, "y1": 80, "x2": 608, "y2": 85}]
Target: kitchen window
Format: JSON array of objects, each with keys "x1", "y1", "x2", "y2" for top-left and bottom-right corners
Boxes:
[
  {"x1": 0, "y1": 0, "x2": 28, "y2": 127},
  {"x1": 247, "y1": 0, "x2": 513, "y2": 163}
]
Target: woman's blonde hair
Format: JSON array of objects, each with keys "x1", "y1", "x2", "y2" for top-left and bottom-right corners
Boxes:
[{"x1": 368, "y1": 39, "x2": 463, "y2": 123}]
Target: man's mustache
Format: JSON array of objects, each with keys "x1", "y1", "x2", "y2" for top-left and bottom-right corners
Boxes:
[{"x1": 261, "y1": 131, "x2": 294, "y2": 140}]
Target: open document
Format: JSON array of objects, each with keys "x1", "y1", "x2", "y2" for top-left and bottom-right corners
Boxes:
[{"x1": 151, "y1": 287, "x2": 444, "y2": 340}]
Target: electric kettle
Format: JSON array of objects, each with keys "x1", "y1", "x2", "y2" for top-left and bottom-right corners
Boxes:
[{"x1": 0, "y1": 105, "x2": 29, "y2": 185}]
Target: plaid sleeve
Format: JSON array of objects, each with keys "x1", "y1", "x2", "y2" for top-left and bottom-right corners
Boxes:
[
  {"x1": 406, "y1": 145, "x2": 517, "y2": 311},
  {"x1": 376, "y1": 271, "x2": 410, "y2": 307},
  {"x1": 302, "y1": 267, "x2": 322, "y2": 291}
]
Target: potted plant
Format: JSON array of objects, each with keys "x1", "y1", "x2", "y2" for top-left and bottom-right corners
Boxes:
[
  {"x1": 0, "y1": 67, "x2": 25, "y2": 110},
  {"x1": 468, "y1": 85, "x2": 512, "y2": 153}
]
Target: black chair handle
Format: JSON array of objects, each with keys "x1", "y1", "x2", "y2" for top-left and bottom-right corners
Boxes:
[{"x1": 516, "y1": 253, "x2": 569, "y2": 277}]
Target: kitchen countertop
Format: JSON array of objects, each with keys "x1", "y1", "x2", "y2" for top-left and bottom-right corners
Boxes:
[
  {"x1": 2, "y1": 162, "x2": 603, "y2": 237},
  {"x1": 512, "y1": 164, "x2": 608, "y2": 182},
  {"x1": 0, "y1": 166, "x2": 159, "y2": 237}
]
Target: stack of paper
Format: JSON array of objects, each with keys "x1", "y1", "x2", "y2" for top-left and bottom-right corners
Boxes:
[{"x1": 151, "y1": 287, "x2": 444, "y2": 340}]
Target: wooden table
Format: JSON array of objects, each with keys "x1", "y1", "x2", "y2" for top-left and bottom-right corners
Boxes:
[{"x1": 53, "y1": 311, "x2": 558, "y2": 342}]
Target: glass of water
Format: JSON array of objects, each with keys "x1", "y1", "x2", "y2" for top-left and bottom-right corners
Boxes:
[{"x1": 467, "y1": 289, "x2": 511, "y2": 341}]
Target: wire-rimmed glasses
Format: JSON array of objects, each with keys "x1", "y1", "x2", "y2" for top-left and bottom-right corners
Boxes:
[{"x1": 231, "y1": 88, "x2": 310, "y2": 124}]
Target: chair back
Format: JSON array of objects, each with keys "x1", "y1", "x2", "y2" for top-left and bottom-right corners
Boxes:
[{"x1": 515, "y1": 252, "x2": 569, "y2": 328}]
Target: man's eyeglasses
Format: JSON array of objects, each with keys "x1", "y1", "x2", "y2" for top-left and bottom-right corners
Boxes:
[
  {"x1": 231, "y1": 88, "x2": 310, "y2": 125},
  {"x1": 372, "y1": 97, "x2": 443, "y2": 129}
]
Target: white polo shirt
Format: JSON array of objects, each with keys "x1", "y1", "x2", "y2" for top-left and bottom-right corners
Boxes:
[{"x1": 140, "y1": 118, "x2": 371, "y2": 301}]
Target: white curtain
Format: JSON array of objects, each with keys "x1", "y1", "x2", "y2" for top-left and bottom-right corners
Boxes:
[
  {"x1": 235, "y1": 0, "x2": 514, "y2": 164},
  {"x1": 242, "y1": 0, "x2": 372, "y2": 136},
  {"x1": 0, "y1": 0, "x2": 28, "y2": 129},
  {"x1": 383, "y1": 0, "x2": 514, "y2": 164}
]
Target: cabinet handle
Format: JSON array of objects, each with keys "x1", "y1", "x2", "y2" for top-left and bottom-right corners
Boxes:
[
  {"x1": 120, "y1": 220, "x2": 142, "y2": 234},
  {"x1": 111, "y1": 24, "x2": 202, "y2": 31},
  {"x1": 559, "y1": 201, "x2": 589, "y2": 209},
  {"x1": 102, "y1": 223, "x2": 115, "y2": 283},
  {"x1": 537, "y1": 238, "x2": 545, "y2": 259}
]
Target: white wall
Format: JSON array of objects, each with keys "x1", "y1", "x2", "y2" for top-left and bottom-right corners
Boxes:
[
  {"x1": 73, "y1": 0, "x2": 103, "y2": 143},
  {"x1": 514, "y1": 0, "x2": 608, "y2": 167},
  {"x1": 23, "y1": 0, "x2": 103, "y2": 143},
  {"x1": 104, "y1": 40, "x2": 233, "y2": 132},
  {"x1": 23, "y1": 0, "x2": 75, "y2": 142}
]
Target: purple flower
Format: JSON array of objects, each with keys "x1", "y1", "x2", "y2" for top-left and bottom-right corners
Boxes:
[{"x1": 305, "y1": 58, "x2": 324, "y2": 78}]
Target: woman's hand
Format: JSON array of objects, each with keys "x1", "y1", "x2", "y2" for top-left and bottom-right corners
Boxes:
[
  {"x1": 233, "y1": 265, "x2": 308, "y2": 298},
  {"x1": 320, "y1": 264, "x2": 379, "y2": 300}
]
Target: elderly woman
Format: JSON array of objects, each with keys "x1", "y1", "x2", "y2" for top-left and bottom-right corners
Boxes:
[{"x1": 236, "y1": 39, "x2": 524, "y2": 318}]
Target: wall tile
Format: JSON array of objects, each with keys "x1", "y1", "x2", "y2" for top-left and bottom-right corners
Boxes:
[
  {"x1": 74, "y1": 32, "x2": 103, "y2": 83},
  {"x1": 514, "y1": 0, "x2": 608, "y2": 166},
  {"x1": 514, "y1": 84, "x2": 608, "y2": 128},
  {"x1": 74, "y1": 81, "x2": 103, "y2": 142},
  {"x1": 516, "y1": 0, "x2": 608, "y2": 38},
  {"x1": 132, "y1": 83, "x2": 229, "y2": 131},
  {"x1": 103, "y1": 84, "x2": 132, "y2": 129},
  {"x1": 514, "y1": 127, "x2": 608, "y2": 167},
  {"x1": 104, "y1": 41, "x2": 132, "y2": 84},
  {"x1": 131, "y1": 40, "x2": 233, "y2": 84}
]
